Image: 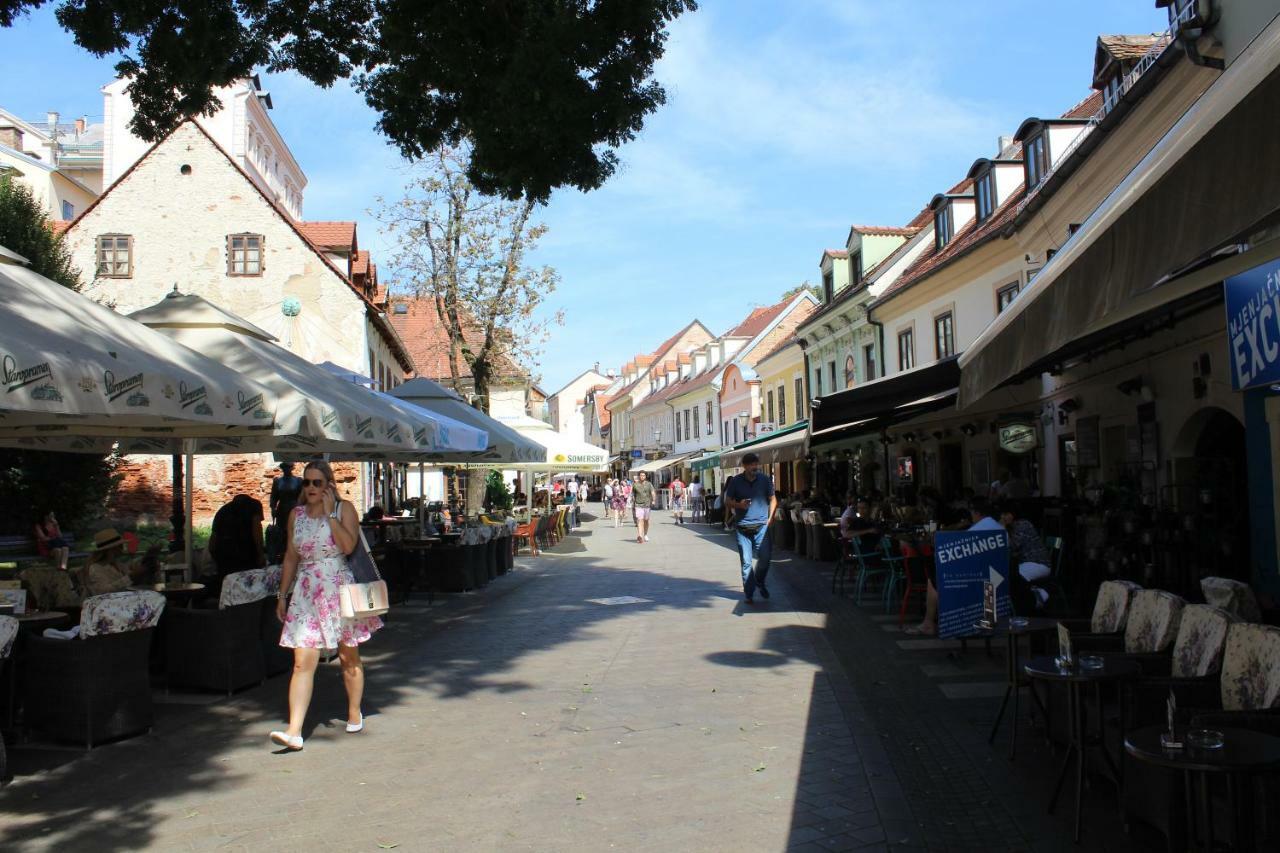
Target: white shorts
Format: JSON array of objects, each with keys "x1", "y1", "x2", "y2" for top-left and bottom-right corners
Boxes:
[{"x1": 634, "y1": 507, "x2": 651, "y2": 520}]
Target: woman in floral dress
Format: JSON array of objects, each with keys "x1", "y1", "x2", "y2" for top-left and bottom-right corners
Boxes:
[{"x1": 270, "y1": 461, "x2": 381, "y2": 751}]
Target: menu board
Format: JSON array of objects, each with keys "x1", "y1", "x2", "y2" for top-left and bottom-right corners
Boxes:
[
  {"x1": 935, "y1": 529, "x2": 1011, "y2": 638},
  {"x1": 1075, "y1": 415, "x2": 1100, "y2": 468}
]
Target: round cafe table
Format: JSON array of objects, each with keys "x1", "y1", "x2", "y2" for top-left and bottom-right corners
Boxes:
[
  {"x1": 973, "y1": 616, "x2": 1058, "y2": 759},
  {"x1": 1025, "y1": 654, "x2": 1140, "y2": 843},
  {"x1": 14, "y1": 610, "x2": 72, "y2": 632},
  {"x1": 1125, "y1": 725, "x2": 1280, "y2": 851}
]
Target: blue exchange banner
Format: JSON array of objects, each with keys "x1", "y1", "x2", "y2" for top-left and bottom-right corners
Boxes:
[
  {"x1": 934, "y1": 529, "x2": 1012, "y2": 639},
  {"x1": 1225, "y1": 257, "x2": 1280, "y2": 391}
]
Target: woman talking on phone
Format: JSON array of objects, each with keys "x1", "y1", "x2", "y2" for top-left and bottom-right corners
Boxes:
[{"x1": 270, "y1": 460, "x2": 382, "y2": 751}]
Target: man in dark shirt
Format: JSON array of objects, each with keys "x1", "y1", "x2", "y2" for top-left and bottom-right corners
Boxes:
[
  {"x1": 724, "y1": 452, "x2": 777, "y2": 604},
  {"x1": 268, "y1": 462, "x2": 303, "y2": 561},
  {"x1": 208, "y1": 495, "x2": 266, "y2": 589}
]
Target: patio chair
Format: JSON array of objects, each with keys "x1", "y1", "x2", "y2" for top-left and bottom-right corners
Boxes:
[
  {"x1": 1058, "y1": 579, "x2": 1143, "y2": 644},
  {"x1": 1, "y1": 615, "x2": 16, "y2": 782},
  {"x1": 23, "y1": 591, "x2": 165, "y2": 748},
  {"x1": 895, "y1": 541, "x2": 932, "y2": 626},
  {"x1": 433, "y1": 543, "x2": 473, "y2": 593},
  {"x1": 18, "y1": 566, "x2": 81, "y2": 613},
  {"x1": 851, "y1": 539, "x2": 890, "y2": 608},
  {"x1": 165, "y1": 569, "x2": 270, "y2": 695},
  {"x1": 773, "y1": 509, "x2": 793, "y2": 551},
  {"x1": 514, "y1": 518, "x2": 539, "y2": 557},
  {"x1": 879, "y1": 536, "x2": 909, "y2": 614},
  {"x1": 1076, "y1": 589, "x2": 1185, "y2": 656},
  {"x1": 1200, "y1": 576, "x2": 1263, "y2": 622},
  {"x1": 1040, "y1": 535, "x2": 1069, "y2": 611},
  {"x1": 790, "y1": 508, "x2": 807, "y2": 557}
]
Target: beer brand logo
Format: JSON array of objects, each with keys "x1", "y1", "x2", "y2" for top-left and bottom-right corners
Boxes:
[
  {"x1": 322, "y1": 409, "x2": 339, "y2": 429},
  {"x1": 78, "y1": 377, "x2": 97, "y2": 393},
  {"x1": 413, "y1": 427, "x2": 431, "y2": 445},
  {"x1": 179, "y1": 381, "x2": 208, "y2": 411},
  {"x1": 3, "y1": 354, "x2": 53, "y2": 394},
  {"x1": 31, "y1": 383, "x2": 64, "y2": 402},
  {"x1": 237, "y1": 390, "x2": 265, "y2": 417},
  {"x1": 103, "y1": 369, "x2": 144, "y2": 403},
  {"x1": 162, "y1": 384, "x2": 176, "y2": 400},
  {"x1": 356, "y1": 417, "x2": 373, "y2": 436}
]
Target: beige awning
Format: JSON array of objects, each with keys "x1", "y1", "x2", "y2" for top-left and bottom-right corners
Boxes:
[
  {"x1": 721, "y1": 428, "x2": 808, "y2": 468},
  {"x1": 630, "y1": 451, "x2": 698, "y2": 474}
]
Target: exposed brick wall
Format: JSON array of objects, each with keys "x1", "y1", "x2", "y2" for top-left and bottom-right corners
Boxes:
[{"x1": 109, "y1": 453, "x2": 367, "y2": 526}]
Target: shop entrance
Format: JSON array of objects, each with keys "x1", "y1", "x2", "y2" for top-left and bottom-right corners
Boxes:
[
  {"x1": 1169, "y1": 407, "x2": 1250, "y2": 583},
  {"x1": 939, "y1": 443, "x2": 964, "y2": 501}
]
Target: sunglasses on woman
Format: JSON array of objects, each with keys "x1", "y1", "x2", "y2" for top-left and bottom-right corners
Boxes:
[{"x1": 304, "y1": 478, "x2": 328, "y2": 488}]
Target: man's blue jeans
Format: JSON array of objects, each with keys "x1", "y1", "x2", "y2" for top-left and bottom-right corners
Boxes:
[{"x1": 735, "y1": 524, "x2": 772, "y2": 597}]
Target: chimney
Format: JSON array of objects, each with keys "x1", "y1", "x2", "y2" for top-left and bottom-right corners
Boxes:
[
  {"x1": 0, "y1": 126, "x2": 21, "y2": 151},
  {"x1": 593, "y1": 361, "x2": 600, "y2": 373},
  {"x1": 74, "y1": 117, "x2": 86, "y2": 136},
  {"x1": 997, "y1": 135, "x2": 1014, "y2": 156},
  {"x1": 46, "y1": 111, "x2": 59, "y2": 166}
]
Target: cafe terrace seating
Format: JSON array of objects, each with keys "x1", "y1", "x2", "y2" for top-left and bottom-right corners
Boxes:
[
  {"x1": 0, "y1": 615, "x2": 16, "y2": 782},
  {"x1": 1200, "y1": 576, "x2": 1263, "y2": 622},
  {"x1": 23, "y1": 590, "x2": 165, "y2": 748},
  {"x1": 18, "y1": 566, "x2": 80, "y2": 612},
  {"x1": 164, "y1": 568, "x2": 273, "y2": 695}
]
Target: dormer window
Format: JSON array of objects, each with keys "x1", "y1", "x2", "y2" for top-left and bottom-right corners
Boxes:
[
  {"x1": 1101, "y1": 72, "x2": 1123, "y2": 112},
  {"x1": 974, "y1": 169, "x2": 995, "y2": 223},
  {"x1": 822, "y1": 268, "x2": 834, "y2": 302},
  {"x1": 850, "y1": 252, "x2": 863, "y2": 287},
  {"x1": 934, "y1": 203, "x2": 954, "y2": 251},
  {"x1": 1024, "y1": 132, "x2": 1048, "y2": 188}
]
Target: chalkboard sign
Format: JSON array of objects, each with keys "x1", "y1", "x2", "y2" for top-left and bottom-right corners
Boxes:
[{"x1": 1076, "y1": 415, "x2": 1100, "y2": 468}]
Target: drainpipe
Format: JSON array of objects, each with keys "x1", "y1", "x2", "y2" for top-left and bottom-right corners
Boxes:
[{"x1": 863, "y1": 300, "x2": 885, "y2": 381}]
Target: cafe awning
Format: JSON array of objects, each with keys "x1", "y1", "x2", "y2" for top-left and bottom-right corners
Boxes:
[
  {"x1": 630, "y1": 451, "x2": 698, "y2": 475},
  {"x1": 959, "y1": 17, "x2": 1280, "y2": 407},
  {"x1": 490, "y1": 414, "x2": 609, "y2": 471},
  {"x1": 690, "y1": 451, "x2": 722, "y2": 473},
  {"x1": 809, "y1": 358, "x2": 961, "y2": 446},
  {"x1": 721, "y1": 421, "x2": 809, "y2": 468}
]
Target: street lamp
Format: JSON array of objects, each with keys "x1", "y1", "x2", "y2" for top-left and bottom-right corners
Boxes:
[
  {"x1": 737, "y1": 411, "x2": 751, "y2": 441},
  {"x1": 653, "y1": 428, "x2": 662, "y2": 447}
]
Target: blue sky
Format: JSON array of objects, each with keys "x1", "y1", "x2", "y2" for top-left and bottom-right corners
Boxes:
[{"x1": 2, "y1": 1, "x2": 1168, "y2": 394}]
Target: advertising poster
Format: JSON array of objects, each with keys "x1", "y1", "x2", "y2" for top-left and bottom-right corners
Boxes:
[
  {"x1": 934, "y1": 528, "x2": 1011, "y2": 638},
  {"x1": 1225, "y1": 257, "x2": 1280, "y2": 391}
]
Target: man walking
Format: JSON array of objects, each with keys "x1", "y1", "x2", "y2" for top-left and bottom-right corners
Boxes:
[
  {"x1": 723, "y1": 452, "x2": 777, "y2": 603},
  {"x1": 632, "y1": 471, "x2": 656, "y2": 543}
]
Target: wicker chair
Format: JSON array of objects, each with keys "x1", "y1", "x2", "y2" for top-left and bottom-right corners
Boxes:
[
  {"x1": 164, "y1": 569, "x2": 271, "y2": 695},
  {"x1": 790, "y1": 508, "x2": 807, "y2": 557},
  {"x1": 1, "y1": 615, "x2": 16, "y2": 782},
  {"x1": 23, "y1": 591, "x2": 164, "y2": 748}
]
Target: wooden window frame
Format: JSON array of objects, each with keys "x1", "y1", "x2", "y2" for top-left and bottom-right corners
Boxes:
[
  {"x1": 777, "y1": 383, "x2": 787, "y2": 426},
  {"x1": 95, "y1": 234, "x2": 133, "y2": 278},
  {"x1": 766, "y1": 390, "x2": 775, "y2": 425},
  {"x1": 226, "y1": 233, "x2": 265, "y2": 277},
  {"x1": 794, "y1": 377, "x2": 804, "y2": 421},
  {"x1": 934, "y1": 311, "x2": 956, "y2": 360},
  {"x1": 996, "y1": 281, "x2": 1020, "y2": 314},
  {"x1": 1024, "y1": 131, "x2": 1049, "y2": 188}
]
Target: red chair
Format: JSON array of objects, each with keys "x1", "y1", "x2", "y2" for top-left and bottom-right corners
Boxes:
[
  {"x1": 514, "y1": 520, "x2": 539, "y2": 557},
  {"x1": 897, "y1": 542, "x2": 932, "y2": 626},
  {"x1": 121, "y1": 530, "x2": 140, "y2": 554}
]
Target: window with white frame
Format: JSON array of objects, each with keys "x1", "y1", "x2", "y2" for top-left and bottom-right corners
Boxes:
[
  {"x1": 766, "y1": 390, "x2": 775, "y2": 424},
  {"x1": 898, "y1": 329, "x2": 915, "y2": 371},
  {"x1": 795, "y1": 377, "x2": 804, "y2": 420},
  {"x1": 706, "y1": 401, "x2": 713, "y2": 435},
  {"x1": 814, "y1": 368, "x2": 823, "y2": 397},
  {"x1": 684, "y1": 409, "x2": 691, "y2": 441},
  {"x1": 996, "y1": 282, "x2": 1020, "y2": 313},
  {"x1": 675, "y1": 412, "x2": 682, "y2": 442},
  {"x1": 864, "y1": 344, "x2": 877, "y2": 382},
  {"x1": 934, "y1": 312, "x2": 955, "y2": 359},
  {"x1": 95, "y1": 234, "x2": 133, "y2": 278},
  {"x1": 777, "y1": 384, "x2": 787, "y2": 426}
]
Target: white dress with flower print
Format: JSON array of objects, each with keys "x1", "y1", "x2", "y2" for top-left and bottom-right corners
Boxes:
[{"x1": 279, "y1": 506, "x2": 382, "y2": 649}]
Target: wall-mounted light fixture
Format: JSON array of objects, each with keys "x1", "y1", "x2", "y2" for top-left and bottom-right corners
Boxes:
[
  {"x1": 902, "y1": 432, "x2": 916, "y2": 443},
  {"x1": 960, "y1": 423, "x2": 977, "y2": 437}
]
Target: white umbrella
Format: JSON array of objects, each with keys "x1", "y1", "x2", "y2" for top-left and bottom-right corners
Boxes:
[
  {"x1": 492, "y1": 413, "x2": 610, "y2": 471},
  {"x1": 0, "y1": 255, "x2": 276, "y2": 434}
]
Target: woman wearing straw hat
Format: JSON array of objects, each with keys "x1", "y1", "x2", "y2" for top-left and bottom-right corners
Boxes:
[
  {"x1": 80, "y1": 529, "x2": 158, "y2": 597},
  {"x1": 270, "y1": 460, "x2": 382, "y2": 751}
]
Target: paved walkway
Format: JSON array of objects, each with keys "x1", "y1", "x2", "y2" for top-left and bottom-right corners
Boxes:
[{"x1": 1, "y1": 510, "x2": 1139, "y2": 852}]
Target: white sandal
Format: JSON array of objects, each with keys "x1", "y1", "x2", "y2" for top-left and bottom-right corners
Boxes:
[{"x1": 270, "y1": 731, "x2": 304, "y2": 750}]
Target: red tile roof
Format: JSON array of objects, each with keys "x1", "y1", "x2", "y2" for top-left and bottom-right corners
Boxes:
[
  {"x1": 50, "y1": 220, "x2": 70, "y2": 236},
  {"x1": 823, "y1": 249, "x2": 849, "y2": 259},
  {"x1": 1097, "y1": 33, "x2": 1167, "y2": 63},
  {"x1": 1061, "y1": 90, "x2": 1104, "y2": 120},
  {"x1": 593, "y1": 392, "x2": 616, "y2": 429},
  {"x1": 876, "y1": 183, "x2": 1025, "y2": 303},
  {"x1": 727, "y1": 298, "x2": 789, "y2": 338},
  {"x1": 851, "y1": 225, "x2": 922, "y2": 238},
  {"x1": 298, "y1": 221, "x2": 357, "y2": 250},
  {"x1": 754, "y1": 333, "x2": 802, "y2": 366},
  {"x1": 387, "y1": 295, "x2": 524, "y2": 383},
  {"x1": 351, "y1": 249, "x2": 370, "y2": 277},
  {"x1": 606, "y1": 320, "x2": 712, "y2": 404}
]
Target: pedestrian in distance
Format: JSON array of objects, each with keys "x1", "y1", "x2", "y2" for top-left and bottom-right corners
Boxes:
[
  {"x1": 688, "y1": 476, "x2": 704, "y2": 523},
  {"x1": 723, "y1": 452, "x2": 777, "y2": 604},
  {"x1": 271, "y1": 460, "x2": 382, "y2": 751},
  {"x1": 669, "y1": 475, "x2": 687, "y2": 525},
  {"x1": 610, "y1": 479, "x2": 626, "y2": 527},
  {"x1": 631, "y1": 471, "x2": 656, "y2": 543}
]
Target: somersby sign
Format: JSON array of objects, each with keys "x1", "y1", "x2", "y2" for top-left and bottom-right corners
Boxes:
[{"x1": 1226, "y1": 258, "x2": 1280, "y2": 391}]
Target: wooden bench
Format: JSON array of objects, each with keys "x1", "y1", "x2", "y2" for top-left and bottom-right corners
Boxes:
[{"x1": 0, "y1": 532, "x2": 86, "y2": 569}]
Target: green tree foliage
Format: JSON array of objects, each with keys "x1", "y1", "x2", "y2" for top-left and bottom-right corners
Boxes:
[
  {"x1": 484, "y1": 470, "x2": 513, "y2": 512},
  {"x1": 780, "y1": 280, "x2": 821, "y2": 303},
  {"x1": 1, "y1": 0, "x2": 698, "y2": 200},
  {"x1": 0, "y1": 175, "x2": 116, "y2": 535},
  {"x1": 0, "y1": 176, "x2": 81, "y2": 289}
]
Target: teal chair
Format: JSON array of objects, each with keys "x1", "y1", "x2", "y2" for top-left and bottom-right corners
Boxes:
[
  {"x1": 1042, "y1": 535, "x2": 1068, "y2": 612},
  {"x1": 852, "y1": 538, "x2": 890, "y2": 607},
  {"x1": 879, "y1": 536, "x2": 908, "y2": 613}
]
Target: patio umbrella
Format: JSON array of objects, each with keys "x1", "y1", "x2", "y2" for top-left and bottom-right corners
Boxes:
[
  {"x1": 387, "y1": 378, "x2": 544, "y2": 464},
  {"x1": 0, "y1": 255, "x2": 277, "y2": 435}
]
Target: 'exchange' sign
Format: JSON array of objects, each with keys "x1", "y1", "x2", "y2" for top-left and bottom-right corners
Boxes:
[{"x1": 1225, "y1": 257, "x2": 1280, "y2": 391}]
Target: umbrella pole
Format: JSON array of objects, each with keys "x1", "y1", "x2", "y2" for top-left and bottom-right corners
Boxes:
[
  {"x1": 169, "y1": 453, "x2": 185, "y2": 558},
  {"x1": 184, "y1": 441, "x2": 194, "y2": 579}
]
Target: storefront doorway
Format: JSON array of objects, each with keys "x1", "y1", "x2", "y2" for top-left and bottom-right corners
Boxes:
[{"x1": 1169, "y1": 407, "x2": 1250, "y2": 582}]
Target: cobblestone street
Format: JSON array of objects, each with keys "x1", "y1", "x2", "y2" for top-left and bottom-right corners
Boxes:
[{"x1": 2, "y1": 511, "x2": 1139, "y2": 852}]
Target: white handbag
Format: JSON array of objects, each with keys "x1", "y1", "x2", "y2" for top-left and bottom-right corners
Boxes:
[{"x1": 333, "y1": 505, "x2": 390, "y2": 619}]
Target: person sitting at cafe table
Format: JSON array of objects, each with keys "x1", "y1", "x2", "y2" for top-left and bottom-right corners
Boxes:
[
  {"x1": 207, "y1": 495, "x2": 266, "y2": 593},
  {"x1": 80, "y1": 529, "x2": 161, "y2": 596},
  {"x1": 999, "y1": 502, "x2": 1052, "y2": 608},
  {"x1": 905, "y1": 498, "x2": 999, "y2": 636},
  {"x1": 839, "y1": 495, "x2": 882, "y2": 554}
]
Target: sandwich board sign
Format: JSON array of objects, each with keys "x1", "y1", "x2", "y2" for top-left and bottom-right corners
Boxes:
[{"x1": 934, "y1": 529, "x2": 1011, "y2": 638}]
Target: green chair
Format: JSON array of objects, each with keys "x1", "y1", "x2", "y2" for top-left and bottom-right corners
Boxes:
[
  {"x1": 1041, "y1": 535, "x2": 1068, "y2": 612},
  {"x1": 879, "y1": 536, "x2": 908, "y2": 614},
  {"x1": 852, "y1": 538, "x2": 890, "y2": 607}
]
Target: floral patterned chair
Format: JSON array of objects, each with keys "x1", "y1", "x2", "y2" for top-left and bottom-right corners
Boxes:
[
  {"x1": 23, "y1": 591, "x2": 165, "y2": 747},
  {"x1": 1059, "y1": 580, "x2": 1144, "y2": 651},
  {"x1": 1, "y1": 615, "x2": 16, "y2": 782},
  {"x1": 164, "y1": 569, "x2": 272, "y2": 695},
  {"x1": 1122, "y1": 590, "x2": 1186, "y2": 653},
  {"x1": 1200, "y1": 576, "x2": 1263, "y2": 623}
]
